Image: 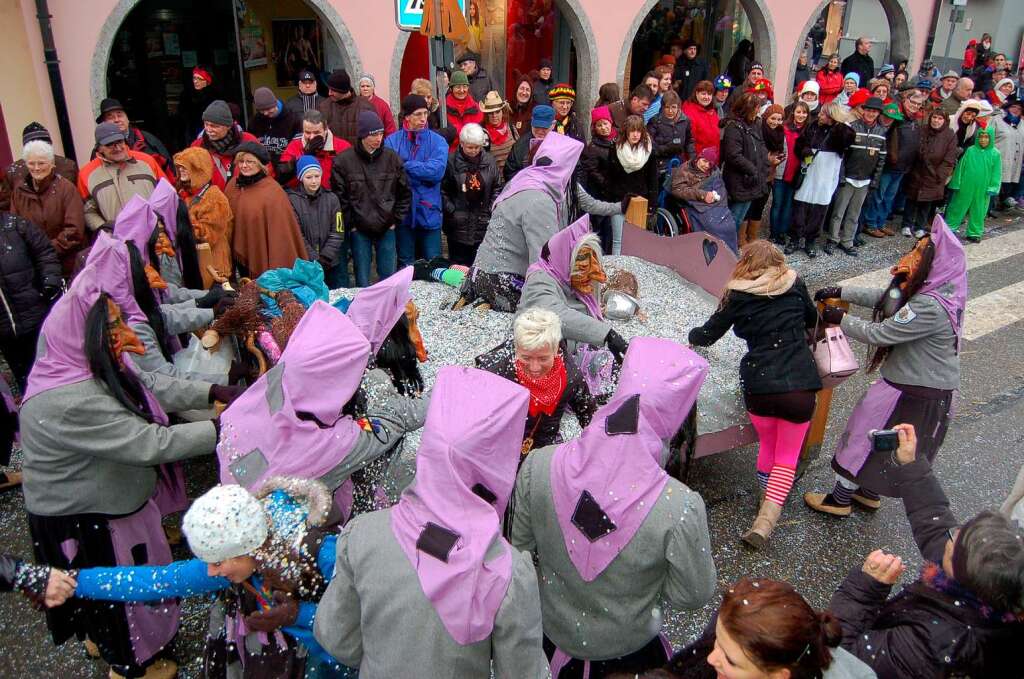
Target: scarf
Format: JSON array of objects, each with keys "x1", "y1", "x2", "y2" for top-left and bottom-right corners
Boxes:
[
  {"x1": 487, "y1": 121, "x2": 512, "y2": 146},
  {"x1": 235, "y1": 169, "x2": 267, "y2": 188},
  {"x1": 616, "y1": 140, "x2": 652, "y2": 173},
  {"x1": 725, "y1": 266, "x2": 797, "y2": 296},
  {"x1": 204, "y1": 126, "x2": 240, "y2": 155},
  {"x1": 919, "y1": 562, "x2": 1020, "y2": 624},
  {"x1": 515, "y1": 353, "x2": 567, "y2": 418}
]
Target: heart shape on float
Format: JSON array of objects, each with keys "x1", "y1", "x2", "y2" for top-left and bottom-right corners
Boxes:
[{"x1": 702, "y1": 238, "x2": 718, "y2": 266}]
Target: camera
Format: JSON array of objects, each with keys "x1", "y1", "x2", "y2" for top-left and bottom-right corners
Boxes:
[{"x1": 870, "y1": 429, "x2": 899, "y2": 453}]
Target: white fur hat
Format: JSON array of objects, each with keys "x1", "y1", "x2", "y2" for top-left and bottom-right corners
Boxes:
[{"x1": 183, "y1": 485, "x2": 268, "y2": 563}]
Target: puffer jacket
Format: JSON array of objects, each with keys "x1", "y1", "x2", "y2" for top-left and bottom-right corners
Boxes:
[
  {"x1": 445, "y1": 93, "x2": 485, "y2": 150},
  {"x1": 0, "y1": 212, "x2": 63, "y2": 339},
  {"x1": 682, "y1": 100, "x2": 721, "y2": 156},
  {"x1": 579, "y1": 137, "x2": 616, "y2": 201},
  {"x1": 286, "y1": 187, "x2": 344, "y2": 268},
  {"x1": 647, "y1": 113, "x2": 696, "y2": 172},
  {"x1": 384, "y1": 127, "x2": 449, "y2": 231},
  {"x1": 721, "y1": 117, "x2": 771, "y2": 202},
  {"x1": 441, "y1": 147, "x2": 500, "y2": 246},
  {"x1": 903, "y1": 116, "x2": 958, "y2": 203},
  {"x1": 816, "y1": 68, "x2": 845, "y2": 106},
  {"x1": 318, "y1": 95, "x2": 376, "y2": 148},
  {"x1": 331, "y1": 144, "x2": 411, "y2": 238}
]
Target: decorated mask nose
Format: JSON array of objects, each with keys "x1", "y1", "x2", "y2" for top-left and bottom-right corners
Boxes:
[
  {"x1": 155, "y1": 230, "x2": 176, "y2": 258},
  {"x1": 890, "y1": 236, "x2": 930, "y2": 290},
  {"x1": 145, "y1": 263, "x2": 168, "y2": 290},
  {"x1": 405, "y1": 301, "x2": 428, "y2": 363},
  {"x1": 570, "y1": 247, "x2": 607, "y2": 295},
  {"x1": 107, "y1": 298, "x2": 145, "y2": 360}
]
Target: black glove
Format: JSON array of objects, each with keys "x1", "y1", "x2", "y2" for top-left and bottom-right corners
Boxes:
[
  {"x1": 304, "y1": 135, "x2": 326, "y2": 155},
  {"x1": 244, "y1": 591, "x2": 298, "y2": 633},
  {"x1": 196, "y1": 286, "x2": 228, "y2": 309},
  {"x1": 605, "y1": 328, "x2": 629, "y2": 363},
  {"x1": 821, "y1": 305, "x2": 847, "y2": 325},
  {"x1": 43, "y1": 285, "x2": 62, "y2": 304},
  {"x1": 620, "y1": 193, "x2": 640, "y2": 214},
  {"x1": 412, "y1": 259, "x2": 436, "y2": 281},
  {"x1": 212, "y1": 297, "x2": 237, "y2": 318},
  {"x1": 814, "y1": 286, "x2": 842, "y2": 302},
  {"x1": 209, "y1": 384, "x2": 245, "y2": 405},
  {"x1": 228, "y1": 360, "x2": 249, "y2": 385}
]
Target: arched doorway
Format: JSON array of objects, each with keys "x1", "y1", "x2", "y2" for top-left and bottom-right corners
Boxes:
[
  {"x1": 93, "y1": 0, "x2": 360, "y2": 151},
  {"x1": 620, "y1": 0, "x2": 776, "y2": 95},
  {"x1": 393, "y1": 0, "x2": 598, "y2": 122},
  {"x1": 788, "y1": 0, "x2": 914, "y2": 97}
]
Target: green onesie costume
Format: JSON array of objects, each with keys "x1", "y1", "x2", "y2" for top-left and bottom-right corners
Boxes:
[{"x1": 945, "y1": 127, "x2": 1002, "y2": 239}]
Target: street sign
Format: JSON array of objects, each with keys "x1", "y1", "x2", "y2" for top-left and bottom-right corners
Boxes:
[{"x1": 395, "y1": 0, "x2": 466, "y2": 31}]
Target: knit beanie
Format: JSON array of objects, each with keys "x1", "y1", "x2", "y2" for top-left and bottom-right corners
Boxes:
[
  {"x1": 799, "y1": 80, "x2": 821, "y2": 97},
  {"x1": 401, "y1": 94, "x2": 429, "y2": 117},
  {"x1": 253, "y1": 87, "x2": 277, "y2": 110},
  {"x1": 357, "y1": 110, "x2": 385, "y2": 138},
  {"x1": 848, "y1": 88, "x2": 871, "y2": 109},
  {"x1": 182, "y1": 485, "x2": 269, "y2": 563},
  {"x1": 296, "y1": 155, "x2": 322, "y2": 180},
  {"x1": 699, "y1": 146, "x2": 719, "y2": 167},
  {"x1": 450, "y1": 71, "x2": 470, "y2": 87},
  {"x1": 327, "y1": 69, "x2": 352, "y2": 94},
  {"x1": 844, "y1": 72, "x2": 861, "y2": 87},
  {"x1": 233, "y1": 140, "x2": 270, "y2": 165},
  {"x1": 22, "y1": 122, "x2": 51, "y2": 144},
  {"x1": 202, "y1": 100, "x2": 234, "y2": 127},
  {"x1": 548, "y1": 83, "x2": 576, "y2": 101}
]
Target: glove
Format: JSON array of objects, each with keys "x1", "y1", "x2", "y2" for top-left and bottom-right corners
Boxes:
[
  {"x1": 304, "y1": 135, "x2": 326, "y2": 155},
  {"x1": 243, "y1": 591, "x2": 298, "y2": 633},
  {"x1": 209, "y1": 384, "x2": 245, "y2": 405},
  {"x1": 620, "y1": 193, "x2": 640, "y2": 214},
  {"x1": 196, "y1": 286, "x2": 228, "y2": 309},
  {"x1": 412, "y1": 259, "x2": 435, "y2": 281},
  {"x1": 813, "y1": 286, "x2": 842, "y2": 302},
  {"x1": 605, "y1": 328, "x2": 629, "y2": 363},
  {"x1": 821, "y1": 305, "x2": 846, "y2": 325},
  {"x1": 228, "y1": 360, "x2": 249, "y2": 385},
  {"x1": 212, "y1": 297, "x2": 237, "y2": 318},
  {"x1": 43, "y1": 285, "x2": 62, "y2": 304}
]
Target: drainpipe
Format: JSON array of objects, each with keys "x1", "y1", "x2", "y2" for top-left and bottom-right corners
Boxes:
[{"x1": 34, "y1": 0, "x2": 76, "y2": 161}]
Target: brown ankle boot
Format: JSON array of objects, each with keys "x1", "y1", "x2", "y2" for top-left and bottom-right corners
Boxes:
[
  {"x1": 746, "y1": 220, "x2": 761, "y2": 244},
  {"x1": 741, "y1": 500, "x2": 783, "y2": 549}
]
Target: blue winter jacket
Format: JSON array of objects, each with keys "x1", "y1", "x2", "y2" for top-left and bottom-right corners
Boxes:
[{"x1": 384, "y1": 127, "x2": 448, "y2": 230}]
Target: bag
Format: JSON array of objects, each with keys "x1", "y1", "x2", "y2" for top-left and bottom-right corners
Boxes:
[
  {"x1": 173, "y1": 334, "x2": 237, "y2": 421},
  {"x1": 810, "y1": 317, "x2": 858, "y2": 387},
  {"x1": 791, "y1": 150, "x2": 818, "y2": 193}
]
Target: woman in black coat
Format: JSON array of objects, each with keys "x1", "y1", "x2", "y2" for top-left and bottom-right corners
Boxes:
[
  {"x1": 605, "y1": 115, "x2": 659, "y2": 255},
  {"x1": 441, "y1": 123, "x2": 501, "y2": 266},
  {"x1": 689, "y1": 240, "x2": 820, "y2": 549},
  {"x1": 721, "y1": 92, "x2": 770, "y2": 237},
  {"x1": 0, "y1": 211, "x2": 62, "y2": 390}
]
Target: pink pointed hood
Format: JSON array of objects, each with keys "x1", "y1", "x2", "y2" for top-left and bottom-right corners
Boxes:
[
  {"x1": 149, "y1": 178, "x2": 180, "y2": 243},
  {"x1": 526, "y1": 214, "x2": 603, "y2": 319},
  {"x1": 113, "y1": 194, "x2": 158, "y2": 266},
  {"x1": 920, "y1": 215, "x2": 968, "y2": 342},
  {"x1": 347, "y1": 267, "x2": 413, "y2": 354}
]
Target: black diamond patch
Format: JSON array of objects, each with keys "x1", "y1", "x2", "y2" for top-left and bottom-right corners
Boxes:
[
  {"x1": 571, "y1": 490, "x2": 617, "y2": 542},
  {"x1": 605, "y1": 394, "x2": 640, "y2": 435}
]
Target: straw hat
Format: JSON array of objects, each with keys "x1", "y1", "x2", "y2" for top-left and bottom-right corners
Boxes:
[{"x1": 479, "y1": 91, "x2": 509, "y2": 114}]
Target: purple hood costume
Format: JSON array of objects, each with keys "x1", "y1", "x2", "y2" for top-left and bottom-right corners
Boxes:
[
  {"x1": 217, "y1": 301, "x2": 371, "y2": 490},
  {"x1": 550, "y1": 337, "x2": 708, "y2": 581},
  {"x1": 149, "y1": 178, "x2": 180, "y2": 243},
  {"x1": 389, "y1": 366, "x2": 530, "y2": 645},
  {"x1": 113, "y1": 194, "x2": 158, "y2": 266},
  {"x1": 527, "y1": 214, "x2": 604, "y2": 320},
  {"x1": 347, "y1": 266, "x2": 413, "y2": 354},
  {"x1": 494, "y1": 132, "x2": 583, "y2": 209},
  {"x1": 919, "y1": 215, "x2": 968, "y2": 344}
]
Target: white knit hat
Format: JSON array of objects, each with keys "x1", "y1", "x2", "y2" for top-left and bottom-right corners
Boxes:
[{"x1": 183, "y1": 485, "x2": 269, "y2": 563}]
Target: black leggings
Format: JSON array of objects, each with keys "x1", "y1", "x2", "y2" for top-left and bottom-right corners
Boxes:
[
  {"x1": 744, "y1": 390, "x2": 818, "y2": 423},
  {"x1": 543, "y1": 634, "x2": 670, "y2": 679}
]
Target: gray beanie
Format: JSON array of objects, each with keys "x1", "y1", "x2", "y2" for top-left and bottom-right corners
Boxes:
[
  {"x1": 252, "y1": 87, "x2": 277, "y2": 111},
  {"x1": 202, "y1": 100, "x2": 234, "y2": 127}
]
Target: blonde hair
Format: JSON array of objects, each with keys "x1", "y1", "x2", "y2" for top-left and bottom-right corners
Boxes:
[
  {"x1": 411, "y1": 78, "x2": 432, "y2": 97},
  {"x1": 514, "y1": 307, "x2": 562, "y2": 353}
]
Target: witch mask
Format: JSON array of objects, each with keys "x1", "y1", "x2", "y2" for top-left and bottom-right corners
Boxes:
[
  {"x1": 570, "y1": 247, "x2": 607, "y2": 296},
  {"x1": 107, "y1": 298, "x2": 145, "y2": 361}
]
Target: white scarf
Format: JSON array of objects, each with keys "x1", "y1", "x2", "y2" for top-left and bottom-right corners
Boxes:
[{"x1": 616, "y1": 141, "x2": 652, "y2": 173}]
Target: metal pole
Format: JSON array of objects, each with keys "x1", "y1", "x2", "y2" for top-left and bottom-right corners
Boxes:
[
  {"x1": 231, "y1": 0, "x2": 249, "y2": 129},
  {"x1": 942, "y1": 8, "x2": 957, "y2": 62},
  {"x1": 433, "y1": 0, "x2": 448, "y2": 128},
  {"x1": 34, "y1": 0, "x2": 76, "y2": 161}
]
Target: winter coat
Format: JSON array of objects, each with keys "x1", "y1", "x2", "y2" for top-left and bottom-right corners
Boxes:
[
  {"x1": 884, "y1": 118, "x2": 921, "y2": 174},
  {"x1": 78, "y1": 151, "x2": 168, "y2": 231},
  {"x1": 533, "y1": 77, "x2": 554, "y2": 107},
  {"x1": 682, "y1": 101, "x2": 721, "y2": 156},
  {"x1": 276, "y1": 131, "x2": 352, "y2": 190},
  {"x1": 673, "y1": 57, "x2": 710, "y2": 100},
  {"x1": 647, "y1": 113, "x2": 696, "y2": 172},
  {"x1": 172, "y1": 147, "x2": 234, "y2": 280},
  {"x1": 606, "y1": 143, "x2": 659, "y2": 206},
  {"x1": 817, "y1": 68, "x2": 845, "y2": 106},
  {"x1": 441, "y1": 147, "x2": 501, "y2": 246},
  {"x1": 475, "y1": 339, "x2": 596, "y2": 450},
  {"x1": 689, "y1": 277, "x2": 822, "y2": 395},
  {"x1": 0, "y1": 212, "x2": 62, "y2": 340},
  {"x1": 509, "y1": 101, "x2": 534, "y2": 138},
  {"x1": 503, "y1": 131, "x2": 534, "y2": 182},
  {"x1": 793, "y1": 63, "x2": 812, "y2": 90},
  {"x1": 781, "y1": 123, "x2": 806, "y2": 182},
  {"x1": 10, "y1": 172, "x2": 85, "y2": 278},
  {"x1": 445, "y1": 93, "x2": 485, "y2": 149},
  {"x1": 841, "y1": 118, "x2": 888, "y2": 185},
  {"x1": 721, "y1": 117, "x2": 771, "y2": 202},
  {"x1": 1, "y1": 155, "x2": 78, "y2": 212},
  {"x1": 553, "y1": 113, "x2": 585, "y2": 142},
  {"x1": 366, "y1": 95, "x2": 398, "y2": 137},
  {"x1": 331, "y1": 144, "x2": 412, "y2": 238},
  {"x1": 579, "y1": 137, "x2": 616, "y2": 201},
  {"x1": 992, "y1": 112, "x2": 1024, "y2": 183},
  {"x1": 903, "y1": 117, "x2": 958, "y2": 203},
  {"x1": 224, "y1": 174, "x2": 308, "y2": 278},
  {"x1": 287, "y1": 187, "x2": 344, "y2": 268},
  {"x1": 830, "y1": 458, "x2": 1021, "y2": 678},
  {"x1": 248, "y1": 107, "x2": 302, "y2": 164},
  {"x1": 948, "y1": 131, "x2": 1002, "y2": 204},
  {"x1": 607, "y1": 100, "x2": 636, "y2": 133},
  {"x1": 384, "y1": 127, "x2": 449, "y2": 231},
  {"x1": 123, "y1": 127, "x2": 174, "y2": 176},
  {"x1": 670, "y1": 162, "x2": 736, "y2": 251},
  {"x1": 841, "y1": 52, "x2": 875, "y2": 90},
  {"x1": 284, "y1": 91, "x2": 322, "y2": 119},
  {"x1": 318, "y1": 95, "x2": 376, "y2": 148},
  {"x1": 467, "y1": 67, "x2": 497, "y2": 104}
]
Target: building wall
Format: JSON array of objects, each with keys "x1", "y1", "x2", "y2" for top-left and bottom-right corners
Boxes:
[
  {"x1": 932, "y1": 0, "x2": 1021, "y2": 67},
  {"x1": 1, "y1": 0, "x2": 61, "y2": 158},
  {"x1": 16, "y1": 0, "x2": 939, "y2": 162}
]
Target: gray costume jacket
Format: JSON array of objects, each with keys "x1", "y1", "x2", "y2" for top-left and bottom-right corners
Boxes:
[{"x1": 518, "y1": 269, "x2": 611, "y2": 351}]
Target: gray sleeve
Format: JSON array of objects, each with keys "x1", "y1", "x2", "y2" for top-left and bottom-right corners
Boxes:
[
  {"x1": 661, "y1": 487, "x2": 717, "y2": 611},
  {"x1": 575, "y1": 182, "x2": 623, "y2": 217},
  {"x1": 135, "y1": 370, "x2": 214, "y2": 413},
  {"x1": 519, "y1": 199, "x2": 559, "y2": 266},
  {"x1": 164, "y1": 283, "x2": 206, "y2": 304},
  {"x1": 84, "y1": 198, "x2": 106, "y2": 231},
  {"x1": 313, "y1": 525, "x2": 364, "y2": 667},
  {"x1": 130, "y1": 324, "x2": 227, "y2": 385},
  {"x1": 491, "y1": 550, "x2": 550, "y2": 679},
  {"x1": 510, "y1": 454, "x2": 537, "y2": 553},
  {"x1": 520, "y1": 273, "x2": 611, "y2": 347},
  {"x1": 840, "y1": 297, "x2": 947, "y2": 348},
  {"x1": 159, "y1": 300, "x2": 214, "y2": 335},
  {"x1": 842, "y1": 286, "x2": 885, "y2": 309}
]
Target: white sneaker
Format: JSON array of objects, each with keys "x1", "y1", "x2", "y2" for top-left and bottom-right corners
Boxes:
[
  {"x1": 1005, "y1": 197, "x2": 1018, "y2": 208},
  {"x1": 900, "y1": 227, "x2": 912, "y2": 237},
  {"x1": 913, "y1": 229, "x2": 926, "y2": 239}
]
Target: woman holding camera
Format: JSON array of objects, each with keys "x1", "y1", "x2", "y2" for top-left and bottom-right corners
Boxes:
[{"x1": 804, "y1": 217, "x2": 966, "y2": 518}]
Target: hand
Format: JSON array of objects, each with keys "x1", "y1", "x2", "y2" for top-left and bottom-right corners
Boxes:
[
  {"x1": 196, "y1": 286, "x2": 229, "y2": 309},
  {"x1": 44, "y1": 569, "x2": 77, "y2": 608},
  {"x1": 304, "y1": 135, "x2": 326, "y2": 155},
  {"x1": 861, "y1": 549, "x2": 906, "y2": 585},
  {"x1": 43, "y1": 285, "x2": 62, "y2": 304},
  {"x1": 814, "y1": 286, "x2": 842, "y2": 302},
  {"x1": 703, "y1": 192, "x2": 715, "y2": 204},
  {"x1": 212, "y1": 297, "x2": 237, "y2": 318},
  {"x1": 893, "y1": 423, "x2": 917, "y2": 465},
  {"x1": 209, "y1": 383, "x2": 245, "y2": 405},
  {"x1": 605, "y1": 328, "x2": 629, "y2": 363},
  {"x1": 821, "y1": 305, "x2": 846, "y2": 325},
  {"x1": 243, "y1": 591, "x2": 298, "y2": 633}
]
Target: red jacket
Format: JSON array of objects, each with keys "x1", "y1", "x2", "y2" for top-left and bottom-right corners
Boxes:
[
  {"x1": 781, "y1": 123, "x2": 805, "y2": 182},
  {"x1": 816, "y1": 69, "x2": 844, "y2": 106},
  {"x1": 445, "y1": 93, "x2": 484, "y2": 150},
  {"x1": 366, "y1": 95, "x2": 397, "y2": 137},
  {"x1": 278, "y1": 131, "x2": 352, "y2": 190},
  {"x1": 190, "y1": 129, "x2": 260, "y2": 189},
  {"x1": 681, "y1": 100, "x2": 721, "y2": 157}
]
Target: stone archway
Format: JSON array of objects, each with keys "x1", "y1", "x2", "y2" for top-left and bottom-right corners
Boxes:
[
  {"x1": 617, "y1": 0, "x2": 778, "y2": 89},
  {"x1": 786, "y1": 0, "x2": 915, "y2": 95},
  {"x1": 91, "y1": 0, "x2": 362, "y2": 117}
]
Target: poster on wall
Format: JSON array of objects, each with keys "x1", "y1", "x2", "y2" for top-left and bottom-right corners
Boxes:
[
  {"x1": 241, "y1": 25, "x2": 268, "y2": 68},
  {"x1": 273, "y1": 19, "x2": 324, "y2": 86}
]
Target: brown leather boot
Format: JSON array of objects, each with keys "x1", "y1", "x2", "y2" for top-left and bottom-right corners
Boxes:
[
  {"x1": 746, "y1": 220, "x2": 761, "y2": 244},
  {"x1": 741, "y1": 500, "x2": 783, "y2": 549}
]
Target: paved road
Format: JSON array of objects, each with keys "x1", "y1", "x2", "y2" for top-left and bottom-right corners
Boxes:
[{"x1": 1, "y1": 216, "x2": 1022, "y2": 677}]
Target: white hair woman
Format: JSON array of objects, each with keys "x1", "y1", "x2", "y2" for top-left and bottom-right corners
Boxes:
[
  {"x1": 441, "y1": 122, "x2": 501, "y2": 265},
  {"x1": 10, "y1": 139, "x2": 85, "y2": 279}
]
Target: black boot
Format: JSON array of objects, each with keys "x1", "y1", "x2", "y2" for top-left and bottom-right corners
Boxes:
[
  {"x1": 822, "y1": 241, "x2": 835, "y2": 256},
  {"x1": 852, "y1": 235, "x2": 865, "y2": 247},
  {"x1": 784, "y1": 237, "x2": 802, "y2": 255},
  {"x1": 838, "y1": 243, "x2": 859, "y2": 256}
]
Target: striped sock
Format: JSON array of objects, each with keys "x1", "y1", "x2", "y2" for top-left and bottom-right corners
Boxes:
[
  {"x1": 757, "y1": 471, "x2": 770, "y2": 490},
  {"x1": 765, "y1": 465, "x2": 796, "y2": 506},
  {"x1": 857, "y1": 487, "x2": 880, "y2": 501},
  {"x1": 830, "y1": 481, "x2": 854, "y2": 507}
]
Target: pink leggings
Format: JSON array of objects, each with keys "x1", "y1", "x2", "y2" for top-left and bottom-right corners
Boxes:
[{"x1": 749, "y1": 413, "x2": 811, "y2": 506}]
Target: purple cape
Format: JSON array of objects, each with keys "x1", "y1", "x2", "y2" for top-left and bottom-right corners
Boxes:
[
  {"x1": 920, "y1": 215, "x2": 968, "y2": 343},
  {"x1": 347, "y1": 266, "x2": 413, "y2": 354},
  {"x1": 113, "y1": 194, "x2": 158, "y2": 266},
  {"x1": 24, "y1": 232, "x2": 148, "y2": 402},
  {"x1": 149, "y1": 178, "x2": 179, "y2": 243},
  {"x1": 493, "y1": 132, "x2": 584, "y2": 208},
  {"x1": 390, "y1": 366, "x2": 530, "y2": 645},
  {"x1": 550, "y1": 337, "x2": 708, "y2": 581},
  {"x1": 526, "y1": 214, "x2": 604, "y2": 320},
  {"x1": 217, "y1": 301, "x2": 371, "y2": 489}
]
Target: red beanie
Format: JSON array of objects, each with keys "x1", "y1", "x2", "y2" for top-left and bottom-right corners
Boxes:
[{"x1": 848, "y1": 88, "x2": 871, "y2": 109}]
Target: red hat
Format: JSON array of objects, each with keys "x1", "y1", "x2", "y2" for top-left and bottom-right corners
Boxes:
[
  {"x1": 746, "y1": 78, "x2": 774, "y2": 102},
  {"x1": 848, "y1": 88, "x2": 871, "y2": 109},
  {"x1": 193, "y1": 67, "x2": 213, "y2": 85},
  {"x1": 659, "y1": 54, "x2": 677, "y2": 67}
]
